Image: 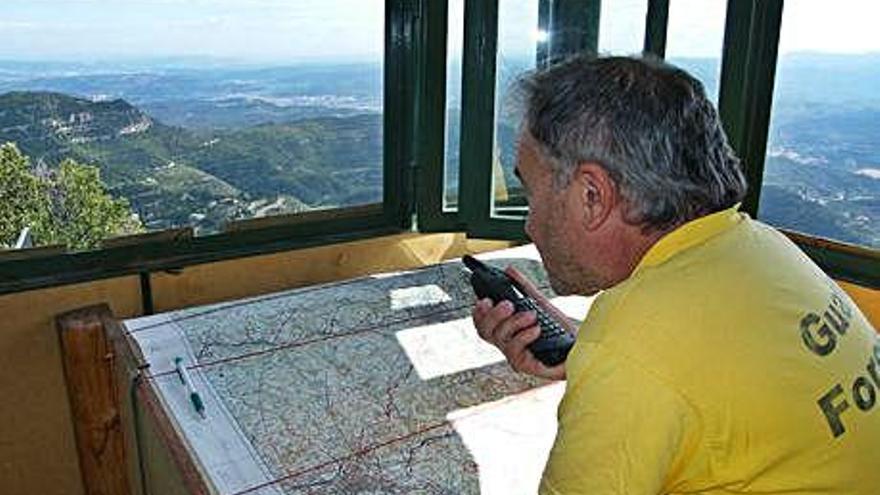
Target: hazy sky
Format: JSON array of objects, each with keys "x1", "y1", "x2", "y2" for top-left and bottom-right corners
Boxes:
[{"x1": 2, "y1": 0, "x2": 879, "y2": 62}]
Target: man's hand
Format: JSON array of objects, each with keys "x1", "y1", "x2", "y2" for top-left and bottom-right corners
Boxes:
[{"x1": 470, "y1": 266, "x2": 572, "y2": 381}]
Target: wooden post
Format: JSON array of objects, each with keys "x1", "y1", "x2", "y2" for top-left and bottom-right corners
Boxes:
[{"x1": 57, "y1": 304, "x2": 132, "y2": 495}]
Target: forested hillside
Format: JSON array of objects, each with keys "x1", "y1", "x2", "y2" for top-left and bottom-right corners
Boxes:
[{"x1": 0, "y1": 91, "x2": 382, "y2": 233}]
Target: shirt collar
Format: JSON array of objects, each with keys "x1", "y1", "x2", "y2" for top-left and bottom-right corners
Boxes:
[{"x1": 633, "y1": 205, "x2": 745, "y2": 274}]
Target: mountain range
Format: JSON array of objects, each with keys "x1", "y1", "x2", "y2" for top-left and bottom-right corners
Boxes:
[
  {"x1": 0, "y1": 55, "x2": 877, "y2": 248},
  {"x1": 0, "y1": 91, "x2": 382, "y2": 233}
]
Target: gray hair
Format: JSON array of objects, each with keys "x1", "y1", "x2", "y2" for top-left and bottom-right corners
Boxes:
[{"x1": 516, "y1": 54, "x2": 747, "y2": 231}]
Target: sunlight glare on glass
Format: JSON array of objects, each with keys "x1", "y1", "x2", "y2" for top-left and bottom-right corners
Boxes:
[{"x1": 533, "y1": 29, "x2": 549, "y2": 43}]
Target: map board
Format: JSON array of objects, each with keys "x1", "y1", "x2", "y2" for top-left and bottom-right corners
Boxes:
[{"x1": 122, "y1": 245, "x2": 592, "y2": 494}]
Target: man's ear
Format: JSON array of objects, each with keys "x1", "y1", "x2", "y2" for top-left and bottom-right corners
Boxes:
[{"x1": 575, "y1": 162, "x2": 617, "y2": 231}]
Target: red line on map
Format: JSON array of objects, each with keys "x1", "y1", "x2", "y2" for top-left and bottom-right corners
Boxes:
[
  {"x1": 146, "y1": 304, "x2": 465, "y2": 379},
  {"x1": 228, "y1": 381, "x2": 551, "y2": 495},
  {"x1": 230, "y1": 421, "x2": 451, "y2": 495}
]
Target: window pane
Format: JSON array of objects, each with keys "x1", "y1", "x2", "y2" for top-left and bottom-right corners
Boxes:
[
  {"x1": 599, "y1": 0, "x2": 648, "y2": 56},
  {"x1": 487, "y1": 0, "x2": 651, "y2": 219},
  {"x1": 758, "y1": 1, "x2": 880, "y2": 248},
  {"x1": 0, "y1": 0, "x2": 384, "y2": 247},
  {"x1": 491, "y1": 0, "x2": 540, "y2": 219},
  {"x1": 665, "y1": 0, "x2": 726, "y2": 102},
  {"x1": 444, "y1": 0, "x2": 466, "y2": 211}
]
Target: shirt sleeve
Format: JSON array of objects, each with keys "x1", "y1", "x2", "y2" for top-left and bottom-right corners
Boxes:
[{"x1": 540, "y1": 342, "x2": 699, "y2": 495}]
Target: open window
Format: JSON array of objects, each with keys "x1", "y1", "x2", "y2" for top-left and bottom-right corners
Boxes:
[
  {"x1": 717, "y1": 0, "x2": 878, "y2": 287},
  {"x1": 1, "y1": 0, "x2": 876, "y2": 295},
  {"x1": 450, "y1": 0, "x2": 607, "y2": 240},
  {"x1": 421, "y1": 0, "x2": 877, "y2": 287},
  {"x1": 0, "y1": 0, "x2": 417, "y2": 293},
  {"x1": 758, "y1": 0, "x2": 880, "y2": 251}
]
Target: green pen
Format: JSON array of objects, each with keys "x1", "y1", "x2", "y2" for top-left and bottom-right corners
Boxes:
[{"x1": 174, "y1": 356, "x2": 206, "y2": 419}]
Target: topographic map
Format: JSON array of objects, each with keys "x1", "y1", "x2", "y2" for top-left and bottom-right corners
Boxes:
[{"x1": 124, "y1": 245, "x2": 591, "y2": 494}]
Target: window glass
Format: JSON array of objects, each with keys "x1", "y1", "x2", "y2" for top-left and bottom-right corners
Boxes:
[
  {"x1": 758, "y1": 0, "x2": 880, "y2": 248},
  {"x1": 598, "y1": 0, "x2": 648, "y2": 56},
  {"x1": 664, "y1": 0, "x2": 727, "y2": 102},
  {"x1": 491, "y1": 0, "x2": 541, "y2": 218},
  {"x1": 484, "y1": 0, "x2": 652, "y2": 219},
  {"x1": 0, "y1": 0, "x2": 384, "y2": 247},
  {"x1": 444, "y1": 0, "x2": 465, "y2": 211}
]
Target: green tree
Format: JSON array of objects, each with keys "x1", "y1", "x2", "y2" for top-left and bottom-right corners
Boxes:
[
  {"x1": 0, "y1": 142, "x2": 143, "y2": 250},
  {"x1": 0, "y1": 143, "x2": 49, "y2": 246}
]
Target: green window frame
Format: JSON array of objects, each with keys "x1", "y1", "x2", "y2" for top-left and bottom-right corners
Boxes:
[
  {"x1": 0, "y1": 0, "x2": 419, "y2": 296},
  {"x1": 716, "y1": 0, "x2": 878, "y2": 288},
  {"x1": 415, "y1": 0, "x2": 464, "y2": 232},
  {"x1": 419, "y1": 0, "x2": 877, "y2": 287},
  {"x1": 1, "y1": 0, "x2": 877, "y2": 296},
  {"x1": 425, "y1": 0, "x2": 603, "y2": 241}
]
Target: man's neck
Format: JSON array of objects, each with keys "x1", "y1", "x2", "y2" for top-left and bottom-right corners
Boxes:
[{"x1": 595, "y1": 221, "x2": 671, "y2": 289}]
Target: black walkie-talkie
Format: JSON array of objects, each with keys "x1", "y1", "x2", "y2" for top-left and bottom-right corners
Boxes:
[{"x1": 463, "y1": 255, "x2": 574, "y2": 366}]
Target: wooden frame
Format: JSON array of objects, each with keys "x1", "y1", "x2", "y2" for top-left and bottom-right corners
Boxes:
[{"x1": 57, "y1": 304, "x2": 134, "y2": 495}]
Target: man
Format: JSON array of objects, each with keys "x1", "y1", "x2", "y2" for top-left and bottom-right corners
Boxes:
[{"x1": 472, "y1": 55, "x2": 880, "y2": 494}]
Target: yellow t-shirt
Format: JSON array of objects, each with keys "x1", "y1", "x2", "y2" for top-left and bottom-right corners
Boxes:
[{"x1": 540, "y1": 207, "x2": 880, "y2": 494}]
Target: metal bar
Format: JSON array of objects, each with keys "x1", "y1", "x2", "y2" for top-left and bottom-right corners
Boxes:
[
  {"x1": 384, "y1": 0, "x2": 418, "y2": 229},
  {"x1": 224, "y1": 204, "x2": 383, "y2": 233},
  {"x1": 718, "y1": 0, "x2": 784, "y2": 217},
  {"x1": 549, "y1": 0, "x2": 601, "y2": 60},
  {"x1": 0, "y1": 214, "x2": 400, "y2": 295},
  {"x1": 0, "y1": 243, "x2": 65, "y2": 262},
  {"x1": 718, "y1": 0, "x2": 755, "y2": 153},
  {"x1": 102, "y1": 227, "x2": 193, "y2": 249},
  {"x1": 458, "y1": 0, "x2": 499, "y2": 229},
  {"x1": 415, "y1": 0, "x2": 463, "y2": 232},
  {"x1": 738, "y1": 0, "x2": 784, "y2": 217},
  {"x1": 787, "y1": 236, "x2": 880, "y2": 289},
  {"x1": 139, "y1": 272, "x2": 154, "y2": 316},
  {"x1": 643, "y1": 0, "x2": 670, "y2": 58}
]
